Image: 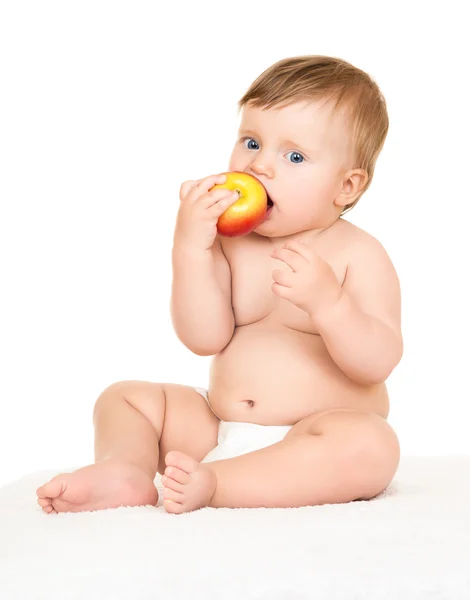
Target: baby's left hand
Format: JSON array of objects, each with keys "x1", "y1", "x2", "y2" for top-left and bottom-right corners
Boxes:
[{"x1": 270, "y1": 240, "x2": 343, "y2": 317}]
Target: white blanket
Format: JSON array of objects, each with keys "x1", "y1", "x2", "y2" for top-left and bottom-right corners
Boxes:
[{"x1": 1, "y1": 456, "x2": 469, "y2": 599}]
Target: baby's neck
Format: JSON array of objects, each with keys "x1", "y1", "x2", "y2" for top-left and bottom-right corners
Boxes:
[{"x1": 268, "y1": 219, "x2": 340, "y2": 249}]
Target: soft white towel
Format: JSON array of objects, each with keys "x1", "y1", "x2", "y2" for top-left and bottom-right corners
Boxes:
[{"x1": 1, "y1": 456, "x2": 469, "y2": 599}]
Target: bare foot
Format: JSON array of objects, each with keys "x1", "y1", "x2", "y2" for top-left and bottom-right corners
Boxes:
[
  {"x1": 161, "y1": 451, "x2": 217, "y2": 514},
  {"x1": 36, "y1": 459, "x2": 159, "y2": 514}
]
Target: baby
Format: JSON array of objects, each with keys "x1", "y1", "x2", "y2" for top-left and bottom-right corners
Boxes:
[{"x1": 37, "y1": 55, "x2": 402, "y2": 514}]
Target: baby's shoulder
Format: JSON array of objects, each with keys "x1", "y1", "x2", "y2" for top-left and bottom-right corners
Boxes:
[
  {"x1": 335, "y1": 219, "x2": 398, "y2": 284},
  {"x1": 334, "y1": 218, "x2": 390, "y2": 257}
]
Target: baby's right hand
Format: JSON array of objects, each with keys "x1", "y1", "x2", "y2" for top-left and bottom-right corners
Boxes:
[{"x1": 173, "y1": 174, "x2": 240, "y2": 252}]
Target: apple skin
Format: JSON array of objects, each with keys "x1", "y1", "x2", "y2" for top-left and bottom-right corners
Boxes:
[{"x1": 211, "y1": 171, "x2": 269, "y2": 237}]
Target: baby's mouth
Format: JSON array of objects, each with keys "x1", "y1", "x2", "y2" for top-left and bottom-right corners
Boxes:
[{"x1": 267, "y1": 196, "x2": 274, "y2": 208}]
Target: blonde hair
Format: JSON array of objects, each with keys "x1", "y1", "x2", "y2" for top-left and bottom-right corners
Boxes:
[{"x1": 237, "y1": 55, "x2": 389, "y2": 215}]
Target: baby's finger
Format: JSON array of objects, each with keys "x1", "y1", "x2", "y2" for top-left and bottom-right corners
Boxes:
[
  {"x1": 186, "y1": 173, "x2": 227, "y2": 203},
  {"x1": 209, "y1": 193, "x2": 240, "y2": 219},
  {"x1": 179, "y1": 180, "x2": 199, "y2": 202},
  {"x1": 271, "y1": 248, "x2": 301, "y2": 272},
  {"x1": 281, "y1": 240, "x2": 312, "y2": 261},
  {"x1": 204, "y1": 189, "x2": 239, "y2": 209},
  {"x1": 272, "y1": 268, "x2": 294, "y2": 286}
]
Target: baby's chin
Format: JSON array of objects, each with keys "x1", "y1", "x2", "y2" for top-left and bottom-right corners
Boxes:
[
  {"x1": 254, "y1": 221, "x2": 332, "y2": 243},
  {"x1": 253, "y1": 217, "x2": 312, "y2": 239}
]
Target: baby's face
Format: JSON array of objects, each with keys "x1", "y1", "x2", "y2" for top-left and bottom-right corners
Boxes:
[{"x1": 228, "y1": 99, "x2": 355, "y2": 237}]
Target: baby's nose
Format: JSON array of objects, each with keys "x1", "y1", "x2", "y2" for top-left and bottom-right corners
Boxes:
[{"x1": 249, "y1": 161, "x2": 274, "y2": 179}]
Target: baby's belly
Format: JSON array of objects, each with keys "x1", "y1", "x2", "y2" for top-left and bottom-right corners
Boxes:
[{"x1": 208, "y1": 323, "x2": 389, "y2": 425}]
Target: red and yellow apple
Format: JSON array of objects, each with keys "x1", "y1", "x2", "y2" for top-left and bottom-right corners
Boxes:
[{"x1": 211, "y1": 172, "x2": 272, "y2": 237}]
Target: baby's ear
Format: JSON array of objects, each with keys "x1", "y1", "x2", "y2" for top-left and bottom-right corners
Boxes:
[{"x1": 334, "y1": 169, "x2": 368, "y2": 208}]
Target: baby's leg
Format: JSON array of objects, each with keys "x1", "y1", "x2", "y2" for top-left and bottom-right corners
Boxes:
[
  {"x1": 162, "y1": 409, "x2": 400, "y2": 512},
  {"x1": 36, "y1": 382, "x2": 219, "y2": 513}
]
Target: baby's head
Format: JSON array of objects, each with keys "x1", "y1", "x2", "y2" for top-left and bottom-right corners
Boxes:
[{"x1": 228, "y1": 55, "x2": 388, "y2": 238}]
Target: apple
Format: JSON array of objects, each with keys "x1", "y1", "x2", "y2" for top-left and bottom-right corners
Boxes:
[{"x1": 211, "y1": 171, "x2": 273, "y2": 237}]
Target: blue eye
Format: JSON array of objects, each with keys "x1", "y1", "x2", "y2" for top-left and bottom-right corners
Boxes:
[
  {"x1": 286, "y1": 151, "x2": 304, "y2": 164},
  {"x1": 242, "y1": 138, "x2": 259, "y2": 150}
]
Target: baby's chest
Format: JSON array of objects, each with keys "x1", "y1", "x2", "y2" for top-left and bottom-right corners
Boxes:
[
  {"x1": 227, "y1": 243, "x2": 346, "y2": 331},
  {"x1": 230, "y1": 253, "x2": 283, "y2": 327}
]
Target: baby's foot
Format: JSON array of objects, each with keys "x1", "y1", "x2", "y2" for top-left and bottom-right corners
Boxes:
[
  {"x1": 162, "y1": 451, "x2": 217, "y2": 514},
  {"x1": 36, "y1": 459, "x2": 159, "y2": 514}
]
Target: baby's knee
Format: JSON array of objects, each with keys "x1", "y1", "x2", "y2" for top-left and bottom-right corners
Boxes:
[
  {"x1": 92, "y1": 380, "x2": 145, "y2": 417},
  {"x1": 94, "y1": 380, "x2": 166, "y2": 426}
]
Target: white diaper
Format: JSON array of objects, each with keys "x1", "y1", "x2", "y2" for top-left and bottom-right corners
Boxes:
[
  {"x1": 154, "y1": 387, "x2": 292, "y2": 506},
  {"x1": 201, "y1": 420, "x2": 292, "y2": 463}
]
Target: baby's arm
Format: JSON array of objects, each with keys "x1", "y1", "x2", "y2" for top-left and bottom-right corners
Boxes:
[
  {"x1": 315, "y1": 234, "x2": 403, "y2": 385},
  {"x1": 171, "y1": 235, "x2": 234, "y2": 356}
]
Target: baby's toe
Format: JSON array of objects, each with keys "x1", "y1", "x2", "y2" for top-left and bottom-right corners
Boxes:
[
  {"x1": 37, "y1": 496, "x2": 56, "y2": 514},
  {"x1": 36, "y1": 477, "x2": 67, "y2": 500},
  {"x1": 162, "y1": 475, "x2": 184, "y2": 493},
  {"x1": 37, "y1": 496, "x2": 52, "y2": 508},
  {"x1": 165, "y1": 451, "x2": 199, "y2": 474},
  {"x1": 163, "y1": 487, "x2": 183, "y2": 504},
  {"x1": 164, "y1": 466, "x2": 190, "y2": 485},
  {"x1": 164, "y1": 499, "x2": 184, "y2": 514}
]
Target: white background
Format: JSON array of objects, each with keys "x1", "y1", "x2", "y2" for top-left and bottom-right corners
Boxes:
[{"x1": 1, "y1": 1, "x2": 468, "y2": 487}]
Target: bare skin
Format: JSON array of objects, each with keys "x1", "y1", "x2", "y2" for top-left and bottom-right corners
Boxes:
[{"x1": 37, "y1": 99, "x2": 402, "y2": 514}]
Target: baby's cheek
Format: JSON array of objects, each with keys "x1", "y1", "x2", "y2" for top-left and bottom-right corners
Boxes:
[{"x1": 228, "y1": 148, "x2": 242, "y2": 171}]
